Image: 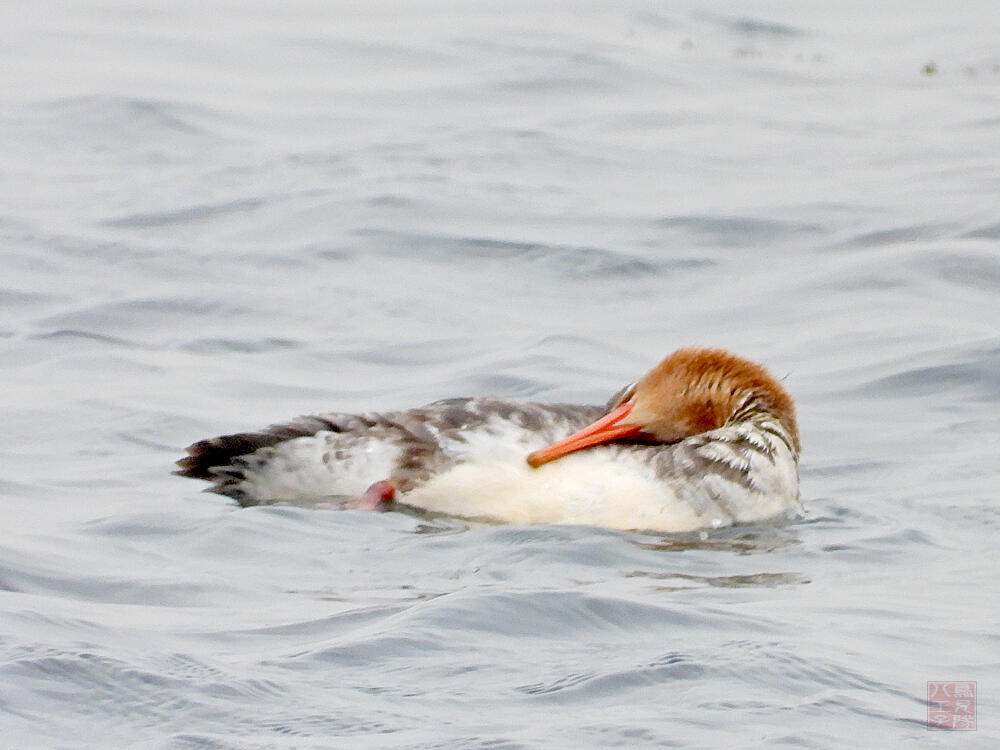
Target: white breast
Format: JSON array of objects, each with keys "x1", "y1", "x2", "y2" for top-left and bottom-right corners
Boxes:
[{"x1": 401, "y1": 420, "x2": 800, "y2": 533}]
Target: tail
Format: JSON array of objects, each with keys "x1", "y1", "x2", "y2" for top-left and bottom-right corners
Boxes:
[{"x1": 174, "y1": 415, "x2": 358, "y2": 506}]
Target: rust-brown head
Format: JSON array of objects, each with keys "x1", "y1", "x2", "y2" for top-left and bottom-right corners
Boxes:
[{"x1": 526, "y1": 347, "x2": 799, "y2": 467}]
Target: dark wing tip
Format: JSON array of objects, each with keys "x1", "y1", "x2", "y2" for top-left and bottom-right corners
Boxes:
[
  {"x1": 173, "y1": 434, "x2": 276, "y2": 481},
  {"x1": 173, "y1": 415, "x2": 345, "y2": 499}
]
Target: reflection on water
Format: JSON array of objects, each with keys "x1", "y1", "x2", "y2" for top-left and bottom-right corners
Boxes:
[
  {"x1": 624, "y1": 570, "x2": 810, "y2": 592},
  {"x1": 631, "y1": 524, "x2": 802, "y2": 555}
]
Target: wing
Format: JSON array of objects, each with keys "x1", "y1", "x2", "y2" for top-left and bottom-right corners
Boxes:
[{"x1": 175, "y1": 398, "x2": 602, "y2": 506}]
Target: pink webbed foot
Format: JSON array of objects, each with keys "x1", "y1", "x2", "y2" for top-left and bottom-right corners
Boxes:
[{"x1": 342, "y1": 480, "x2": 396, "y2": 510}]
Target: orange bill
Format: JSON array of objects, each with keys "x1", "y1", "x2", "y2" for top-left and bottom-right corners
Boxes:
[{"x1": 526, "y1": 402, "x2": 641, "y2": 468}]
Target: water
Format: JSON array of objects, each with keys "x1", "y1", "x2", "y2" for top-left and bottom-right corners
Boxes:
[{"x1": 2, "y1": 1, "x2": 999, "y2": 747}]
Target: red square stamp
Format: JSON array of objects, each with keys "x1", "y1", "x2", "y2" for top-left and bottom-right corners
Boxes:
[{"x1": 927, "y1": 681, "x2": 977, "y2": 730}]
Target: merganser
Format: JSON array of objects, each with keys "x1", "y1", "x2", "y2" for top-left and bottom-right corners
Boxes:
[{"x1": 176, "y1": 347, "x2": 801, "y2": 532}]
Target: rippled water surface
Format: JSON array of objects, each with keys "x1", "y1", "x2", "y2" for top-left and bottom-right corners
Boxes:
[{"x1": 3, "y1": 1, "x2": 999, "y2": 747}]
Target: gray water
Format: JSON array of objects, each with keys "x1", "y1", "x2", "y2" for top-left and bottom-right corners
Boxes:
[{"x1": 3, "y1": 1, "x2": 999, "y2": 747}]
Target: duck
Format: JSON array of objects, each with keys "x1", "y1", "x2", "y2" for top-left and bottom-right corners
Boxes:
[{"x1": 175, "y1": 347, "x2": 801, "y2": 532}]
